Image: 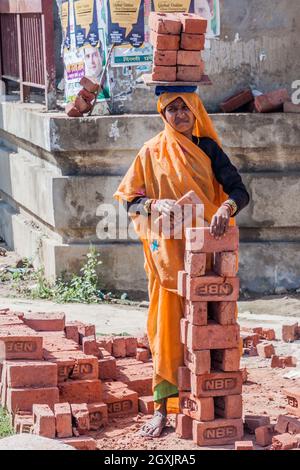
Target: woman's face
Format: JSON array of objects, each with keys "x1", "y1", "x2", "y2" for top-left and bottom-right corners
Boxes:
[{"x1": 164, "y1": 98, "x2": 195, "y2": 135}]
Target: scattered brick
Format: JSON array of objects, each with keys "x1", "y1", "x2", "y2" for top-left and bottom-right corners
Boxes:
[
  {"x1": 82, "y1": 336, "x2": 102, "y2": 357},
  {"x1": 5, "y1": 360, "x2": 57, "y2": 388},
  {"x1": 244, "y1": 415, "x2": 270, "y2": 434},
  {"x1": 32, "y1": 404, "x2": 55, "y2": 438},
  {"x1": 54, "y1": 402, "x2": 72, "y2": 438},
  {"x1": 220, "y1": 89, "x2": 254, "y2": 113},
  {"x1": 284, "y1": 388, "x2": 300, "y2": 417},
  {"x1": 6, "y1": 387, "x2": 59, "y2": 413},
  {"x1": 284, "y1": 101, "x2": 300, "y2": 113},
  {"x1": 271, "y1": 355, "x2": 297, "y2": 368},
  {"x1": 125, "y1": 337, "x2": 138, "y2": 357},
  {"x1": 71, "y1": 403, "x2": 90, "y2": 435},
  {"x1": 98, "y1": 356, "x2": 117, "y2": 380},
  {"x1": 78, "y1": 88, "x2": 96, "y2": 104},
  {"x1": 112, "y1": 336, "x2": 126, "y2": 358},
  {"x1": 256, "y1": 342, "x2": 275, "y2": 358},
  {"x1": 241, "y1": 333, "x2": 260, "y2": 348},
  {"x1": 46, "y1": 351, "x2": 99, "y2": 382},
  {"x1": 65, "y1": 323, "x2": 79, "y2": 343},
  {"x1": 14, "y1": 413, "x2": 34, "y2": 434},
  {"x1": 138, "y1": 396, "x2": 154, "y2": 415},
  {"x1": 271, "y1": 433, "x2": 298, "y2": 450},
  {"x1": 254, "y1": 88, "x2": 289, "y2": 113},
  {"x1": 136, "y1": 348, "x2": 149, "y2": 362},
  {"x1": 61, "y1": 436, "x2": 97, "y2": 450},
  {"x1": 116, "y1": 358, "x2": 152, "y2": 395},
  {"x1": 103, "y1": 384, "x2": 138, "y2": 417},
  {"x1": 80, "y1": 76, "x2": 99, "y2": 93},
  {"x1": 66, "y1": 102, "x2": 83, "y2": 118},
  {"x1": 261, "y1": 328, "x2": 276, "y2": 341},
  {"x1": 0, "y1": 331, "x2": 43, "y2": 360},
  {"x1": 234, "y1": 441, "x2": 253, "y2": 450},
  {"x1": 175, "y1": 413, "x2": 193, "y2": 439},
  {"x1": 22, "y1": 312, "x2": 65, "y2": 331},
  {"x1": 282, "y1": 323, "x2": 298, "y2": 342},
  {"x1": 255, "y1": 425, "x2": 273, "y2": 446}
]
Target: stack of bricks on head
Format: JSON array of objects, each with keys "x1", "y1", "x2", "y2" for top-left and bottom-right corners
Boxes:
[
  {"x1": 149, "y1": 12, "x2": 207, "y2": 82},
  {"x1": 176, "y1": 203, "x2": 244, "y2": 446},
  {"x1": 0, "y1": 309, "x2": 152, "y2": 450}
]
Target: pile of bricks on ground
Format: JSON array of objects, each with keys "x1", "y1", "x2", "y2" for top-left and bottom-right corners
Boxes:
[
  {"x1": 240, "y1": 326, "x2": 297, "y2": 368},
  {"x1": 176, "y1": 224, "x2": 244, "y2": 446},
  {"x1": 220, "y1": 87, "x2": 300, "y2": 114},
  {"x1": 66, "y1": 77, "x2": 99, "y2": 117},
  {"x1": 0, "y1": 308, "x2": 152, "y2": 450},
  {"x1": 149, "y1": 12, "x2": 207, "y2": 82}
]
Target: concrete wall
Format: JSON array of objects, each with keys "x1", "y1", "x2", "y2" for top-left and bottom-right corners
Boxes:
[
  {"x1": 54, "y1": 0, "x2": 300, "y2": 113},
  {"x1": 0, "y1": 101, "x2": 300, "y2": 297}
]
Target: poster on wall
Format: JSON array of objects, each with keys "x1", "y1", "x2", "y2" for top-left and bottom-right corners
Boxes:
[
  {"x1": 193, "y1": 0, "x2": 220, "y2": 37},
  {"x1": 106, "y1": 0, "x2": 145, "y2": 47},
  {"x1": 62, "y1": 0, "x2": 111, "y2": 102},
  {"x1": 151, "y1": 0, "x2": 193, "y2": 13}
]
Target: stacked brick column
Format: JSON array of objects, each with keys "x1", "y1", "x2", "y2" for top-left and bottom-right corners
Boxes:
[
  {"x1": 149, "y1": 12, "x2": 207, "y2": 82},
  {"x1": 177, "y1": 226, "x2": 243, "y2": 446}
]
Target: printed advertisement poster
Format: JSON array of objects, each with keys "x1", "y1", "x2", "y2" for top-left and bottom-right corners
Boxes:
[
  {"x1": 62, "y1": 0, "x2": 111, "y2": 102},
  {"x1": 193, "y1": 0, "x2": 220, "y2": 37},
  {"x1": 107, "y1": 0, "x2": 145, "y2": 47},
  {"x1": 151, "y1": 0, "x2": 193, "y2": 13}
]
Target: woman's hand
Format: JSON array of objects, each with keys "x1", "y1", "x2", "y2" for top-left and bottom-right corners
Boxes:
[
  {"x1": 210, "y1": 205, "x2": 231, "y2": 239},
  {"x1": 152, "y1": 199, "x2": 177, "y2": 217}
]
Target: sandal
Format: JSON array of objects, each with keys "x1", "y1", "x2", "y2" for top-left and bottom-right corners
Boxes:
[{"x1": 138, "y1": 410, "x2": 167, "y2": 438}]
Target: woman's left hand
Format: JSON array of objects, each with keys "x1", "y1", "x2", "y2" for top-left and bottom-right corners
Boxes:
[{"x1": 210, "y1": 205, "x2": 231, "y2": 239}]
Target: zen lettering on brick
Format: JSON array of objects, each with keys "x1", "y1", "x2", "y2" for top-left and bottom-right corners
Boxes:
[{"x1": 6, "y1": 341, "x2": 37, "y2": 352}]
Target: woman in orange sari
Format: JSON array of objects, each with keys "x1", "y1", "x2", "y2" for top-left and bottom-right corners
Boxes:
[{"x1": 113, "y1": 91, "x2": 249, "y2": 438}]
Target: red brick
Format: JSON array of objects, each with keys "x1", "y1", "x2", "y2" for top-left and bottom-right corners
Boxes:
[
  {"x1": 6, "y1": 387, "x2": 59, "y2": 413},
  {"x1": 97, "y1": 336, "x2": 113, "y2": 354},
  {"x1": 61, "y1": 436, "x2": 97, "y2": 450},
  {"x1": 112, "y1": 336, "x2": 126, "y2": 358},
  {"x1": 213, "y1": 251, "x2": 238, "y2": 277},
  {"x1": 180, "y1": 33, "x2": 205, "y2": 51},
  {"x1": 180, "y1": 392, "x2": 214, "y2": 421},
  {"x1": 234, "y1": 441, "x2": 253, "y2": 450},
  {"x1": 125, "y1": 337, "x2": 138, "y2": 357},
  {"x1": 149, "y1": 12, "x2": 182, "y2": 35},
  {"x1": 65, "y1": 324, "x2": 79, "y2": 343},
  {"x1": 187, "y1": 323, "x2": 240, "y2": 350},
  {"x1": 186, "y1": 226, "x2": 239, "y2": 253},
  {"x1": 77, "y1": 323, "x2": 96, "y2": 344},
  {"x1": 82, "y1": 336, "x2": 102, "y2": 357},
  {"x1": 284, "y1": 101, "x2": 300, "y2": 113},
  {"x1": 220, "y1": 89, "x2": 254, "y2": 113},
  {"x1": 271, "y1": 433, "x2": 298, "y2": 450},
  {"x1": 66, "y1": 102, "x2": 83, "y2": 118},
  {"x1": 80, "y1": 76, "x2": 99, "y2": 93},
  {"x1": 184, "y1": 348, "x2": 211, "y2": 375},
  {"x1": 284, "y1": 388, "x2": 300, "y2": 417},
  {"x1": 14, "y1": 413, "x2": 34, "y2": 434},
  {"x1": 116, "y1": 359, "x2": 152, "y2": 395},
  {"x1": 42, "y1": 332, "x2": 79, "y2": 354},
  {"x1": 58, "y1": 379, "x2": 102, "y2": 404},
  {"x1": 261, "y1": 328, "x2": 276, "y2": 341},
  {"x1": 138, "y1": 396, "x2": 154, "y2": 415},
  {"x1": 193, "y1": 418, "x2": 243, "y2": 446},
  {"x1": 98, "y1": 356, "x2": 117, "y2": 380},
  {"x1": 211, "y1": 348, "x2": 240, "y2": 372},
  {"x1": 241, "y1": 367, "x2": 248, "y2": 383},
  {"x1": 5, "y1": 360, "x2": 57, "y2": 388},
  {"x1": 178, "y1": 270, "x2": 188, "y2": 297},
  {"x1": 0, "y1": 332, "x2": 43, "y2": 360},
  {"x1": 185, "y1": 301, "x2": 207, "y2": 325},
  {"x1": 87, "y1": 402, "x2": 108, "y2": 430},
  {"x1": 180, "y1": 318, "x2": 189, "y2": 345},
  {"x1": 274, "y1": 414, "x2": 300, "y2": 434},
  {"x1": 254, "y1": 88, "x2": 289, "y2": 113},
  {"x1": 136, "y1": 347, "x2": 149, "y2": 362},
  {"x1": 184, "y1": 252, "x2": 206, "y2": 277},
  {"x1": 186, "y1": 275, "x2": 239, "y2": 302},
  {"x1": 243, "y1": 346, "x2": 258, "y2": 357},
  {"x1": 178, "y1": 13, "x2": 207, "y2": 34},
  {"x1": 78, "y1": 87, "x2": 96, "y2": 103},
  {"x1": 33, "y1": 404, "x2": 55, "y2": 438},
  {"x1": 54, "y1": 402, "x2": 72, "y2": 438},
  {"x1": 0, "y1": 315, "x2": 24, "y2": 327},
  {"x1": 214, "y1": 395, "x2": 242, "y2": 419},
  {"x1": 191, "y1": 371, "x2": 242, "y2": 398},
  {"x1": 177, "y1": 50, "x2": 202, "y2": 66},
  {"x1": 271, "y1": 355, "x2": 297, "y2": 369},
  {"x1": 178, "y1": 366, "x2": 191, "y2": 392},
  {"x1": 152, "y1": 65, "x2": 177, "y2": 82},
  {"x1": 71, "y1": 403, "x2": 90, "y2": 435},
  {"x1": 241, "y1": 333, "x2": 260, "y2": 348},
  {"x1": 209, "y1": 301, "x2": 237, "y2": 325},
  {"x1": 46, "y1": 351, "x2": 99, "y2": 382},
  {"x1": 103, "y1": 385, "x2": 138, "y2": 417},
  {"x1": 255, "y1": 425, "x2": 273, "y2": 446},
  {"x1": 175, "y1": 413, "x2": 193, "y2": 439},
  {"x1": 23, "y1": 312, "x2": 65, "y2": 331},
  {"x1": 256, "y1": 342, "x2": 275, "y2": 358},
  {"x1": 282, "y1": 323, "x2": 298, "y2": 342},
  {"x1": 244, "y1": 415, "x2": 270, "y2": 434},
  {"x1": 74, "y1": 95, "x2": 92, "y2": 114},
  {"x1": 150, "y1": 30, "x2": 180, "y2": 50},
  {"x1": 137, "y1": 335, "x2": 150, "y2": 350},
  {"x1": 177, "y1": 64, "x2": 204, "y2": 82}
]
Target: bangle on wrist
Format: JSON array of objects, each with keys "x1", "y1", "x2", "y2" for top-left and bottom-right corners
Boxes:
[{"x1": 222, "y1": 199, "x2": 238, "y2": 216}]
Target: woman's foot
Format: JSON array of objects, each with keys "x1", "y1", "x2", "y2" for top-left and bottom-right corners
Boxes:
[{"x1": 138, "y1": 410, "x2": 167, "y2": 438}]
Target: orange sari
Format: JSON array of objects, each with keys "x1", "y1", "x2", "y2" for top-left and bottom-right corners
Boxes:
[{"x1": 114, "y1": 93, "x2": 235, "y2": 403}]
